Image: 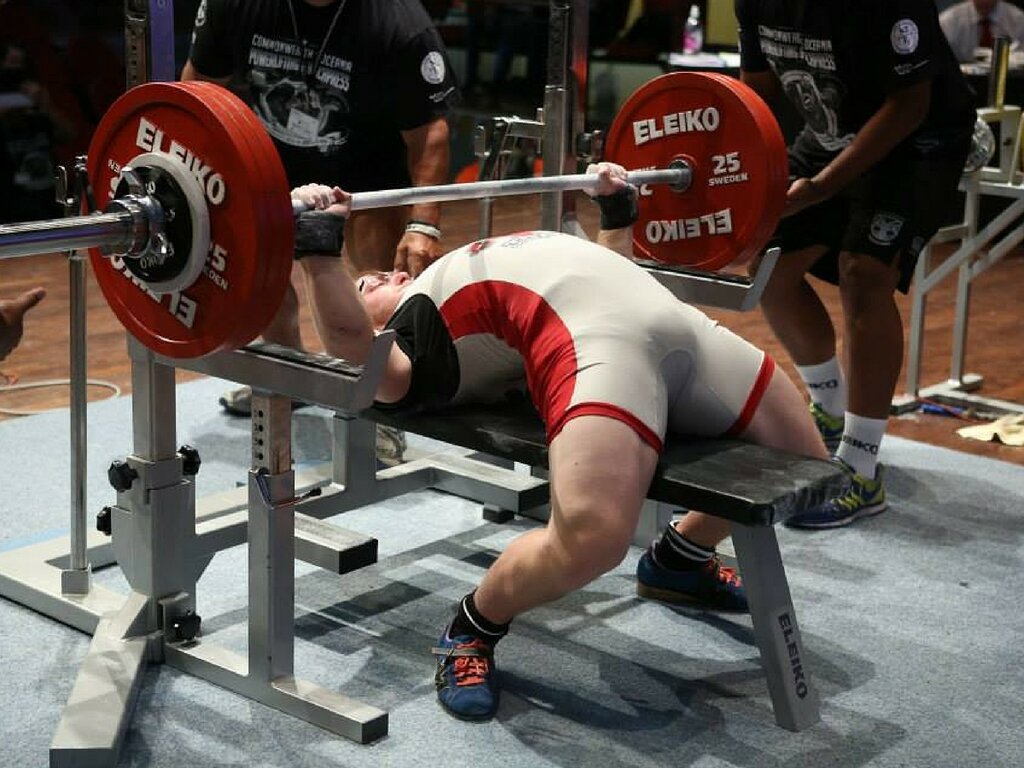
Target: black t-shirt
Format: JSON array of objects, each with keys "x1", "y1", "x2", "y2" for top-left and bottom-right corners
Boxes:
[
  {"x1": 736, "y1": 0, "x2": 975, "y2": 158},
  {"x1": 188, "y1": 0, "x2": 459, "y2": 189},
  {"x1": 0, "y1": 108, "x2": 59, "y2": 223}
]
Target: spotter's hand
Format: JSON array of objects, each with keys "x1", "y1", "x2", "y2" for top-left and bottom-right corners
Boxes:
[
  {"x1": 395, "y1": 230, "x2": 443, "y2": 276},
  {"x1": 783, "y1": 177, "x2": 829, "y2": 218},
  {"x1": 0, "y1": 286, "x2": 45, "y2": 362}
]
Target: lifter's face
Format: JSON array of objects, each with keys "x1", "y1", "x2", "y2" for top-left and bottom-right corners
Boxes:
[
  {"x1": 356, "y1": 270, "x2": 412, "y2": 329},
  {"x1": 974, "y1": 0, "x2": 998, "y2": 15}
]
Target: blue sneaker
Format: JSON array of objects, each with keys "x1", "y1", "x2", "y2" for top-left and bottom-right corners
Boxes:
[
  {"x1": 810, "y1": 402, "x2": 845, "y2": 454},
  {"x1": 636, "y1": 548, "x2": 748, "y2": 612},
  {"x1": 785, "y1": 460, "x2": 887, "y2": 529},
  {"x1": 432, "y1": 631, "x2": 499, "y2": 721}
]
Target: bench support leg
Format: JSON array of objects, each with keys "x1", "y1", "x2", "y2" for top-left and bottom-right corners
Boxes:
[{"x1": 730, "y1": 524, "x2": 820, "y2": 731}]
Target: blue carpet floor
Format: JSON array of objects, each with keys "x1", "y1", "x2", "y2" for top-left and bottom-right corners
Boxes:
[{"x1": 1, "y1": 375, "x2": 1022, "y2": 767}]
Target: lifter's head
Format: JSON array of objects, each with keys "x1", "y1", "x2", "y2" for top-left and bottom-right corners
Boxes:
[{"x1": 356, "y1": 270, "x2": 412, "y2": 329}]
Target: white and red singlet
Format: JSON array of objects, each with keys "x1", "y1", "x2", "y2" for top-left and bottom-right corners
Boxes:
[{"x1": 382, "y1": 231, "x2": 774, "y2": 450}]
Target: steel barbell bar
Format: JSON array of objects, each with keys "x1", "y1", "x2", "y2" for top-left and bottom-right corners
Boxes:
[
  {"x1": 0, "y1": 163, "x2": 690, "y2": 263},
  {"x1": 341, "y1": 164, "x2": 690, "y2": 213},
  {"x1": 0, "y1": 211, "x2": 140, "y2": 262}
]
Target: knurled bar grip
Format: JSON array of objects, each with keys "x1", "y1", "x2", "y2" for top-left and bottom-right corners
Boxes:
[
  {"x1": 0, "y1": 212, "x2": 135, "y2": 261},
  {"x1": 291, "y1": 166, "x2": 691, "y2": 216}
]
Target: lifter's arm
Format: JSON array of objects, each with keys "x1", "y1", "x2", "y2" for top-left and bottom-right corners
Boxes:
[
  {"x1": 291, "y1": 185, "x2": 413, "y2": 402},
  {"x1": 299, "y1": 258, "x2": 414, "y2": 402},
  {"x1": 596, "y1": 226, "x2": 633, "y2": 257},
  {"x1": 588, "y1": 162, "x2": 638, "y2": 258}
]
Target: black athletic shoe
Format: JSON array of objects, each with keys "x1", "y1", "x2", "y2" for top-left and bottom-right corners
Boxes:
[{"x1": 636, "y1": 548, "x2": 749, "y2": 612}]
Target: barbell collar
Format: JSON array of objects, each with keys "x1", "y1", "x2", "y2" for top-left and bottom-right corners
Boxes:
[
  {"x1": 100, "y1": 194, "x2": 159, "y2": 259},
  {"x1": 289, "y1": 166, "x2": 691, "y2": 215}
]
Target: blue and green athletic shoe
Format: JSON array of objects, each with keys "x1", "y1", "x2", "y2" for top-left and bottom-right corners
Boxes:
[
  {"x1": 809, "y1": 402, "x2": 845, "y2": 454},
  {"x1": 786, "y1": 460, "x2": 887, "y2": 529}
]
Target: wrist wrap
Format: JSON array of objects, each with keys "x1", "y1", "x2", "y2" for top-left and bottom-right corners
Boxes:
[
  {"x1": 294, "y1": 211, "x2": 346, "y2": 258},
  {"x1": 596, "y1": 185, "x2": 639, "y2": 230}
]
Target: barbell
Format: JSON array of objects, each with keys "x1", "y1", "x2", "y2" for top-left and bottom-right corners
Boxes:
[{"x1": 0, "y1": 73, "x2": 789, "y2": 359}]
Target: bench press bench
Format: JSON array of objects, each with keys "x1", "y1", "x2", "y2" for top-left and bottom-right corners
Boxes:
[
  {"x1": 370, "y1": 398, "x2": 843, "y2": 527},
  {"x1": 190, "y1": 337, "x2": 844, "y2": 733}
]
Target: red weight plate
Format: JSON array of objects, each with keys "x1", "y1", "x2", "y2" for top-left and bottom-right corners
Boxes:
[
  {"x1": 196, "y1": 84, "x2": 294, "y2": 351},
  {"x1": 87, "y1": 81, "x2": 292, "y2": 358},
  {"x1": 195, "y1": 87, "x2": 288, "y2": 352},
  {"x1": 604, "y1": 72, "x2": 788, "y2": 270}
]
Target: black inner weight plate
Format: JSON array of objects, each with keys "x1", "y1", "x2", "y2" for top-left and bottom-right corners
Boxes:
[{"x1": 114, "y1": 166, "x2": 195, "y2": 285}]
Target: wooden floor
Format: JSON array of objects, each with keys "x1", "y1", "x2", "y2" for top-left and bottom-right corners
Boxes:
[{"x1": 2, "y1": 193, "x2": 1023, "y2": 468}]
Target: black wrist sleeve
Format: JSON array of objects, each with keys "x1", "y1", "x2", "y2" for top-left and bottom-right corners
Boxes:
[
  {"x1": 294, "y1": 211, "x2": 346, "y2": 258},
  {"x1": 595, "y1": 186, "x2": 639, "y2": 230}
]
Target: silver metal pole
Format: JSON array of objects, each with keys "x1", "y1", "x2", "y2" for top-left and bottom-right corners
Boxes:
[
  {"x1": 541, "y1": 0, "x2": 574, "y2": 232},
  {"x1": 60, "y1": 158, "x2": 94, "y2": 596},
  {"x1": 68, "y1": 250, "x2": 89, "y2": 575},
  {"x1": 479, "y1": 198, "x2": 494, "y2": 240},
  {"x1": 0, "y1": 213, "x2": 134, "y2": 261},
  {"x1": 331, "y1": 168, "x2": 688, "y2": 214}
]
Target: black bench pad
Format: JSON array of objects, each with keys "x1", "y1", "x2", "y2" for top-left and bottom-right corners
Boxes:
[{"x1": 366, "y1": 402, "x2": 846, "y2": 527}]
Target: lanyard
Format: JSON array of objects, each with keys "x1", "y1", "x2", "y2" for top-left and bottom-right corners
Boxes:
[{"x1": 284, "y1": 0, "x2": 348, "y2": 88}]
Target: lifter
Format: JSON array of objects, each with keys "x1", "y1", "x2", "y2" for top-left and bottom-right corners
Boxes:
[{"x1": 288, "y1": 164, "x2": 829, "y2": 721}]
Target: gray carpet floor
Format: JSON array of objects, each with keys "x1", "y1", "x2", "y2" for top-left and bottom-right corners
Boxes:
[{"x1": 1, "y1": 375, "x2": 1022, "y2": 767}]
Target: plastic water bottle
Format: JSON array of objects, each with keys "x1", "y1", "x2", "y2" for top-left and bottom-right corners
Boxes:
[{"x1": 683, "y1": 4, "x2": 704, "y2": 54}]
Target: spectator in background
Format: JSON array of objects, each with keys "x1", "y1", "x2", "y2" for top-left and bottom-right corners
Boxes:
[
  {"x1": 0, "y1": 287, "x2": 45, "y2": 362},
  {"x1": 464, "y1": 3, "x2": 547, "y2": 106},
  {"x1": 0, "y1": 41, "x2": 74, "y2": 222},
  {"x1": 940, "y1": 0, "x2": 1024, "y2": 62},
  {"x1": 736, "y1": 0, "x2": 975, "y2": 529}
]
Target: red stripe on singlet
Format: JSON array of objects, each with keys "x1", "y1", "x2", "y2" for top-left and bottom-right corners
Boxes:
[
  {"x1": 440, "y1": 281, "x2": 578, "y2": 428},
  {"x1": 548, "y1": 402, "x2": 664, "y2": 452},
  {"x1": 724, "y1": 353, "x2": 776, "y2": 437}
]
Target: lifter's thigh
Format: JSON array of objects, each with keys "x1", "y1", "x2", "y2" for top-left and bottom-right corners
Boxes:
[
  {"x1": 344, "y1": 207, "x2": 408, "y2": 274},
  {"x1": 547, "y1": 416, "x2": 659, "y2": 566},
  {"x1": 740, "y1": 366, "x2": 829, "y2": 459}
]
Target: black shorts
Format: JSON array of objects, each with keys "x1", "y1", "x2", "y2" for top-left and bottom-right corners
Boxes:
[{"x1": 772, "y1": 132, "x2": 970, "y2": 293}]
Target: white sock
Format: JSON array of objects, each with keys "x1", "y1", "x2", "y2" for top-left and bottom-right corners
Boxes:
[
  {"x1": 795, "y1": 357, "x2": 847, "y2": 417},
  {"x1": 836, "y1": 413, "x2": 887, "y2": 479}
]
